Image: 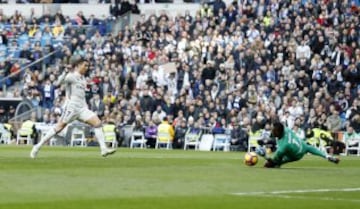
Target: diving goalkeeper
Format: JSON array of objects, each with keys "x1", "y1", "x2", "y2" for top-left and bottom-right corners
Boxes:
[{"x1": 256, "y1": 122, "x2": 340, "y2": 168}]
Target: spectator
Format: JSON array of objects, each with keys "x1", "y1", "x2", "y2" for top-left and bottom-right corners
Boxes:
[
  {"x1": 326, "y1": 105, "x2": 342, "y2": 132},
  {"x1": 40, "y1": 78, "x2": 55, "y2": 110},
  {"x1": 90, "y1": 93, "x2": 105, "y2": 117},
  {"x1": 0, "y1": 1, "x2": 358, "y2": 151},
  {"x1": 152, "y1": 105, "x2": 166, "y2": 124},
  {"x1": 173, "y1": 119, "x2": 187, "y2": 149},
  {"x1": 230, "y1": 122, "x2": 248, "y2": 151},
  {"x1": 0, "y1": 105, "x2": 8, "y2": 123},
  {"x1": 144, "y1": 120, "x2": 157, "y2": 148},
  {"x1": 157, "y1": 116, "x2": 174, "y2": 143},
  {"x1": 343, "y1": 125, "x2": 360, "y2": 154}
]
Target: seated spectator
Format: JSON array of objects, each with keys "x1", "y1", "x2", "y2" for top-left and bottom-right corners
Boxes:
[
  {"x1": 144, "y1": 120, "x2": 157, "y2": 148},
  {"x1": 210, "y1": 117, "x2": 226, "y2": 134},
  {"x1": 18, "y1": 119, "x2": 38, "y2": 145},
  {"x1": 292, "y1": 122, "x2": 305, "y2": 140},
  {"x1": 343, "y1": 125, "x2": 360, "y2": 154},
  {"x1": 305, "y1": 127, "x2": 334, "y2": 151},
  {"x1": 133, "y1": 114, "x2": 144, "y2": 132},
  {"x1": 185, "y1": 120, "x2": 202, "y2": 143}
]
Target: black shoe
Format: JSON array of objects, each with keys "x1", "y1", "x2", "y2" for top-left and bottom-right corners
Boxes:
[{"x1": 328, "y1": 156, "x2": 340, "y2": 164}]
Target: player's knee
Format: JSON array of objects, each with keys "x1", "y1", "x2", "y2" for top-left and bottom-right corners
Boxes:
[
  {"x1": 93, "y1": 121, "x2": 102, "y2": 128},
  {"x1": 55, "y1": 122, "x2": 66, "y2": 132}
]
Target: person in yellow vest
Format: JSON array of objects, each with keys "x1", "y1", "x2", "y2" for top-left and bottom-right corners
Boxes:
[
  {"x1": 19, "y1": 119, "x2": 38, "y2": 144},
  {"x1": 4, "y1": 123, "x2": 14, "y2": 141},
  {"x1": 200, "y1": 3, "x2": 213, "y2": 18},
  {"x1": 305, "y1": 127, "x2": 336, "y2": 154},
  {"x1": 157, "y1": 117, "x2": 175, "y2": 144},
  {"x1": 102, "y1": 118, "x2": 121, "y2": 147}
]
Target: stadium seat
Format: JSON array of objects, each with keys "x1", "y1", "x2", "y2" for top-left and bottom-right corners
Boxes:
[
  {"x1": 155, "y1": 132, "x2": 172, "y2": 149},
  {"x1": 130, "y1": 131, "x2": 147, "y2": 149},
  {"x1": 104, "y1": 131, "x2": 118, "y2": 148},
  {"x1": 198, "y1": 134, "x2": 214, "y2": 151},
  {"x1": 183, "y1": 132, "x2": 201, "y2": 150},
  {"x1": 248, "y1": 136, "x2": 261, "y2": 152},
  {"x1": 16, "y1": 128, "x2": 33, "y2": 145},
  {"x1": 345, "y1": 137, "x2": 360, "y2": 156},
  {"x1": 70, "y1": 127, "x2": 87, "y2": 147},
  {"x1": 0, "y1": 132, "x2": 11, "y2": 144},
  {"x1": 212, "y1": 134, "x2": 230, "y2": 152}
]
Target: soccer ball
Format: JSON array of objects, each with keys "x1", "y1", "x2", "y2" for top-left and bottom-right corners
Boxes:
[{"x1": 244, "y1": 152, "x2": 258, "y2": 166}]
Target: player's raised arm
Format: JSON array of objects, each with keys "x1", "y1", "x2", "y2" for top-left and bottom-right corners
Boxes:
[
  {"x1": 53, "y1": 70, "x2": 67, "y2": 87},
  {"x1": 54, "y1": 65, "x2": 73, "y2": 86}
]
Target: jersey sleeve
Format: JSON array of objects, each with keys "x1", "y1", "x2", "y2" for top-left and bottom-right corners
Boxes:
[
  {"x1": 64, "y1": 73, "x2": 77, "y2": 83},
  {"x1": 53, "y1": 72, "x2": 76, "y2": 86},
  {"x1": 53, "y1": 71, "x2": 67, "y2": 86}
]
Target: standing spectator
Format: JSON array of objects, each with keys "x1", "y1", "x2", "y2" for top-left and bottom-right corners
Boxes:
[
  {"x1": 140, "y1": 89, "x2": 155, "y2": 113},
  {"x1": 230, "y1": 123, "x2": 249, "y2": 151},
  {"x1": 173, "y1": 119, "x2": 187, "y2": 149},
  {"x1": 40, "y1": 79, "x2": 55, "y2": 110},
  {"x1": 118, "y1": 0, "x2": 132, "y2": 17},
  {"x1": 90, "y1": 93, "x2": 105, "y2": 118},
  {"x1": 0, "y1": 105, "x2": 8, "y2": 123},
  {"x1": 157, "y1": 116, "x2": 174, "y2": 144},
  {"x1": 213, "y1": 0, "x2": 226, "y2": 16}
]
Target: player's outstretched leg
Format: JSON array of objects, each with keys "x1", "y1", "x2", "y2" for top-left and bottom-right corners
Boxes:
[
  {"x1": 30, "y1": 122, "x2": 65, "y2": 158},
  {"x1": 305, "y1": 143, "x2": 340, "y2": 164},
  {"x1": 94, "y1": 127, "x2": 116, "y2": 157},
  {"x1": 327, "y1": 156, "x2": 340, "y2": 164},
  {"x1": 85, "y1": 113, "x2": 116, "y2": 157}
]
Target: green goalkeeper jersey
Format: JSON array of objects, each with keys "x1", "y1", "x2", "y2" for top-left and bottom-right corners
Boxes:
[
  {"x1": 268, "y1": 127, "x2": 330, "y2": 167},
  {"x1": 272, "y1": 127, "x2": 307, "y2": 163}
]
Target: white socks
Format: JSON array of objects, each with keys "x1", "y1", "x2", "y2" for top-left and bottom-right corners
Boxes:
[
  {"x1": 37, "y1": 128, "x2": 57, "y2": 147},
  {"x1": 36, "y1": 127, "x2": 108, "y2": 151},
  {"x1": 94, "y1": 127, "x2": 107, "y2": 151}
]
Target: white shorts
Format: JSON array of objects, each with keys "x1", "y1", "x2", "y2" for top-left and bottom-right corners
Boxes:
[{"x1": 60, "y1": 106, "x2": 96, "y2": 124}]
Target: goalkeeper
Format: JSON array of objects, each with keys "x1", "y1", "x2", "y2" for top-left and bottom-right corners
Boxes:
[{"x1": 256, "y1": 122, "x2": 340, "y2": 168}]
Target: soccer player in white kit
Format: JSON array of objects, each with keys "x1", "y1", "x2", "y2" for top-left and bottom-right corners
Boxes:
[{"x1": 30, "y1": 58, "x2": 116, "y2": 158}]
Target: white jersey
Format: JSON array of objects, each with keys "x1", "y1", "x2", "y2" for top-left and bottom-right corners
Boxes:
[
  {"x1": 57, "y1": 71, "x2": 87, "y2": 109},
  {"x1": 56, "y1": 71, "x2": 95, "y2": 123}
]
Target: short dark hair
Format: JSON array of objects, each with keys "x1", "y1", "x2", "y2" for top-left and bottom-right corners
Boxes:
[
  {"x1": 272, "y1": 121, "x2": 284, "y2": 138},
  {"x1": 72, "y1": 57, "x2": 88, "y2": 67}
]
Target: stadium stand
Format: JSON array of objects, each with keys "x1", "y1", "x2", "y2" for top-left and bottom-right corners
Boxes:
[{"x1": 0, "y1": 1, "x2": 359, "y2": 155}]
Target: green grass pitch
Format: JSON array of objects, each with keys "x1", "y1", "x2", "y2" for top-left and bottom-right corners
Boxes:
[{"x1": 0, "y1": 146, "x2": 359, "y2": 209}]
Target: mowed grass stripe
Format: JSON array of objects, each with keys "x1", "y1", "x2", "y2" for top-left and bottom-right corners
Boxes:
[
  {"x1": 0, "y1": 146, "x2": 360, "y2": 209},
  {"x1": 2, "y1": 195, "x2": 360, "y2": 209}
]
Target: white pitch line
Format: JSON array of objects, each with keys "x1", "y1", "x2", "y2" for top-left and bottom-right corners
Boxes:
[
  {"x1": 261, "y1": 194, "x2": 360, "y2": 203},
  {"x1": 232, "y1": 187, "x2": 360, "y2": 196}
]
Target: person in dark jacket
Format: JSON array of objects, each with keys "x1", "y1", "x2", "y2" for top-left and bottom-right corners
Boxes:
[
  {"x1": 173, "y1": 120, "x2": 187, "y2": 149},
  {"x1": 230, "y1": 123, "x2": 249, "y2": 151},
  {"x1": 140, "y1": 90, "x2": 155, "y2": 113}
]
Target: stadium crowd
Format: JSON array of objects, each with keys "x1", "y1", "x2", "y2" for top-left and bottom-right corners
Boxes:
[{"x1": 0, "y1": 0, "x2": 360, "y2": 151}]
